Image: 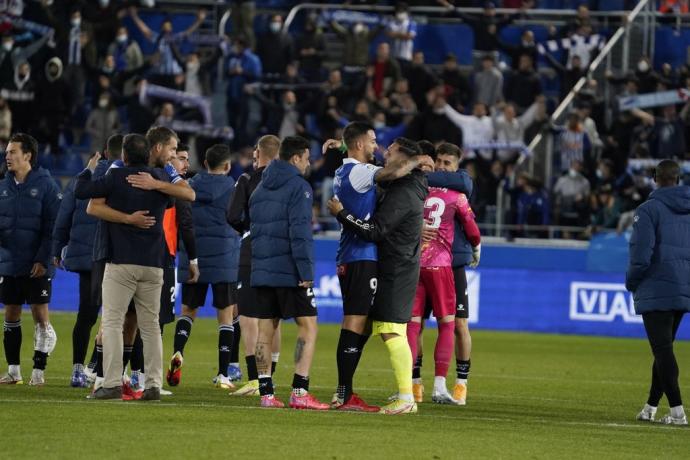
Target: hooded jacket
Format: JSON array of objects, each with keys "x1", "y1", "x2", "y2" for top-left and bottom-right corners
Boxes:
[
  {"x1": 178, "y1": 171, "x2": 240, "y2": 284},
  {"x1": 427, "y1": 170, "x2": 476, "y2": 267},
  {"x1": 626, "y1": 186, "x2": 690, "y2": 313},
  {"x1": 51, "y1": 175, "x2": 97, "y2": 273},
  {"x1": 249, "y1": 160, "x2": 313, "y2": 287},
  {"x1": 337, "y1": 169, "x2": 428, "y2": 323},
  {"x1": 0, "y1": 167, "x2": 62, "y2": 276}
]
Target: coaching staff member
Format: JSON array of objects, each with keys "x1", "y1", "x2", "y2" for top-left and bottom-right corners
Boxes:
[
  {"x1": 329, "y1": 137, "x2": 427, "y2": 415},
  {"x1": 75, "y1": 134, "x2": 189, "y2": 401},
  {"x1": 0, "y1": 133, "x2": 62, "y2": 386},
  {"x1": 627, "y1": 159, "x2": 690, "y2": 426}
]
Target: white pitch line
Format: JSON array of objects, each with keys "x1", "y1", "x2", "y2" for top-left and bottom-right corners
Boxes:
[{"x1": 0, "y1": 397, "x2": 684, "y2": 432}]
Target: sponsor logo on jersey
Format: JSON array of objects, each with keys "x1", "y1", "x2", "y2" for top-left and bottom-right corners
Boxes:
[{"x1": 569, "y1": 282, "x2": 641, "y2": 323}]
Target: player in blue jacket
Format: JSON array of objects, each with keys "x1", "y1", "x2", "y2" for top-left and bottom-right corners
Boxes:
[{"x1": 0, "y1": 133, "x2": 62, "y2": 386}]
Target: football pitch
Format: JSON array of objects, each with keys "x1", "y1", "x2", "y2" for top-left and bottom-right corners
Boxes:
[{"x1": 1, "y1": 312, "x2": 689, "y2": 459}]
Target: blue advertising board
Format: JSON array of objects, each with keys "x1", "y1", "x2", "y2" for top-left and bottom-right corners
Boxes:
[{"x1": 44, "y1": 238, "x2": 690, "y2": 340}]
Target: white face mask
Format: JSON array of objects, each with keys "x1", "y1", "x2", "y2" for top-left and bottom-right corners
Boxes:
[
  {"x1": 71, "y1": 18, "x2": 81, "y2": 28},
  {"x1": 568, "y1": 169, "x2": 578, "y2": 178},
  {"x1": 2, "y1": 42, "x2": 12, "y2": 52},
  {"x1": 596, "y1": 169, "x2": 603, "y2": 179},
  {"x1": 638, "y1": 61, "x2": 649, "y2": 73},
  {"x1": 396, "y1": 12, "x2": 408, "y2": 21},
  {"x1": 269, "y1": 22, "x2": 281, "y2": 33},
  {"x1": 374, "y1": 121, "x2": 385, "y2": 129},
  {"x1": 116, "y1": 34, "x2": 127, "y2": 44},
  {"x1": 353, "y1": 23, "x2": 365, "y2": 35},
  {"x1": 99, "y1": 0, "x2": 110, "y2": 7},
  {"x1": 98, "y1": 99, "x2": 108, "y2": 108},
  {"x1": 186, "y1": 61, "x2": 199, "y2": 73}
]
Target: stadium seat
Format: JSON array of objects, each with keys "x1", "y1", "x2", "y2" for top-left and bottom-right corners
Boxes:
[
  {"x1": 598, "y1": 0, "x2": 625, "y2": 10},
  {"x1": 654, "y1": 27, "x2": 690, "y2": 69}
]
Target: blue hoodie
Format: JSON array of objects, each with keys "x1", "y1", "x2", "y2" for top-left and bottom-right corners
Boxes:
[
  {"x1": 178, "y1": 171, "x2": 240, "y2": 284},
  {"x1": 249, "y1": 160, "x2": 313, "y2": 287},
  {"x1": 52, "y1": 176, "x2": 98, "y2": 273},
  {"x1": 0, "y1": 167, "x2": 62, "y2": 277},
  {"x1": 626, "y1": 185, "x2": 690, "y2": 313}
]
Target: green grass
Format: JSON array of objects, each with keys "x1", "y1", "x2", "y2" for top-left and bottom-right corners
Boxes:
[{"x1": 1, "y1": 312, "x2": 689, "y2": 459}]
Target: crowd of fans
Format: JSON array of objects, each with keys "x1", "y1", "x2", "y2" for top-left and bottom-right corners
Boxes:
[{"x1": 1, "y1": 0, "x2": 689, "y2": 239}]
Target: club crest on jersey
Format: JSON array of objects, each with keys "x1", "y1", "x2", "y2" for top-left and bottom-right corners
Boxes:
[
  {"x1": 30, "y1": 188, "x2": 38, "y2": 198},
  {"x1": 305, "y1": 191, "x2": 311, "y2": 199},
  {"x1": 1, "y1": 190, "x2": 7, "y2": 197}
]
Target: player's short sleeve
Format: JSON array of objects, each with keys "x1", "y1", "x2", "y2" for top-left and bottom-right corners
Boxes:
[
  {"x1": 163, "y1": 163, "x2": 183, "y2": 184},
  {"x1": 106, "y1": 159, "x2": 124, "y2": 175},
  {"x1": 348, "y1": 163, "x2": 382, "y2": 194},
  {"x1": 409, "y1": 21, "x2": 417, "y2": 37}
]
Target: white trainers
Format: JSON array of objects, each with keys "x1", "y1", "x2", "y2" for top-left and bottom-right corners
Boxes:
[
  {"x1": 29, "y1": 369, "x2": 45, "y2": 386},
  {"x1": 636, "y1": 404, "x2": 657, "y2": 422},
  {"x1": 0, "y1": 368, "x2": 23, "y2": 385},
  {"x1": 159, "y1": 388, "x2": 173, "y2": 396},
  {"x1": 431, "y1": 387, "x2": 459, "y2": 405},
  {"x1": 84, "y1": 366, "x2": 96, "y2": 385},
  {"x1": 657, "y1": 414, "x2": 688, "y2": 425},
  {"x1": 213, "y1": 374, "x2": 235, "y2": 390}
]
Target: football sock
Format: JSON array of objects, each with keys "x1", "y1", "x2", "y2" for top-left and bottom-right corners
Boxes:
[
  {"x1": 72, "y1": 312, "x2": 96, "y2": 365},
  {"x1": 412, "y1": 355, "x2": 423, "y2": 380},
  {"x1": 434, "y1": 376, "x2": 447, "y2": 393},
  {"x1": 292, "y1": 373, "x2": 309, "y2": 393},
  {"x1": 245, "y1": 355, "x2": 258, "y2": 381},
  {"x1": 434, "y1": 321, "x2": 454, "y2": 377},
  {"x1": 95, "y1": 345, "x2": 104, "y2": 378},
  {"x1": 336, "y1": 329, "x2": 361, "y2": 402},
  {"x1": 355, "y1": 333, "x2": 370, "y2": 368},
  {"x1": 456, "y1": 359, "x2": 471, "y2": 385},
  {"x1": 73, "y1": 363, "x2": 84, "y2": 373},
  {"x1": 122, "y1": 345, "x2": 133, "y2": 370},
  {"x1": 32, "y1": 351, "x2": 48, "y2": 370},
  {"x1": 3, "y1": 320, "x2": 21, "y2": 365},
  {"x1": 218, "y1": 324, "x2": 234, "y2": 377},
  {"x1": 230, "y1": 316, "x2": 241, "y2": 363},
  {"x1": 130, "y1": 332, "x2": 144, "y2": 372},
  {"x1": 258, "y1": 374, "x2": 273, "y2": 396},
  {"x1": 271, "y1": 352, "x2": 280, "y2": 376},
  {"x1": 87, "y1": 341, "x2": 98, "y2": 370},
  {"x1": 406, "y1": 321, "x2": 422, "y2": 375},
  {"x1": 671, "y1": 405, "x2": 686, "y2": 418},
  {"x1": 384, "y1": 335, "x2": 413, "y2": 401},
  {"x1": 173, "y1": 316, "x2": 194, "y2": 354}
]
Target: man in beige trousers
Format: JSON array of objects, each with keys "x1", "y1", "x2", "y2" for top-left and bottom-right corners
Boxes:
[{"x1": 75, "y1": 134, "x2": 195, "y2": 400}]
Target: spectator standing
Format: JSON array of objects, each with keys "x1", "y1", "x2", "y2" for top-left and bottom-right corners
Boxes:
[
  {"x1": 387, "y1": 2, "x2": 417, "y2": 70},
  {"x1": 86, "y1": 92, "x2": 120, "y2": 153},
  {"x1": 256, "y1": 15, "x2": 294, "y2": 79},
  {"x1": 407, "y1": 51, "x2": 437, "y2": 111},
  {"x1": 474, "y1": 54, "x2": 503, "y2": 108},
  {"x1": 36, "y1": 57, "x2": 70, "y2": 155},
  {"x1": 371, "y1": 42, "x2": 402, "y2": 100},
  {"x1": 2, "y1": 62, "x2": 35, "y2": 135},
  {"x1": 499, "y1": 29, "x2": 538, "y2": 70},
  {"x1": 295, "y1": 15, "x2": 325, "y2": 82},
  {"x1": 406, "y1": 92, "x2": 462, "y2": 146},
  {"x1": 631, "y1": 106, "x2": 686, "y2": 159},
  {"x1": 557, "y1": 112, "x2": 592, "y2": 174},
  {"x1": 492, "y1": 99, "x2": 542, "y2": 162},
  {"x1": 439, "y1": 53, "x2": 471, "y2": 112},
  {"x1": 444, "y1": 99, "x2": 494, "y2": 160},
  {"x1": 553, "y1": 160, "x2": 591, "y2": 235},
  {"x1": 231, "y1": 0, "x2": 256, "y2": 50},
  {"x1": 107, "y1": 26, "x2": 144, "y2": 74},
  {"x1": 504, "y1": 55, "x2": 541, "y2": 111},
  {"x1": 225, "y1": 37, "x2": 261, "y2": 140},
  {"x1": 330, "y1": 19, "x2": 383, "y2": 87}
]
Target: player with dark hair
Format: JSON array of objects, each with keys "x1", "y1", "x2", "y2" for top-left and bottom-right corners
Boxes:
[
  {"x1": 227, "y1": 135, "x2": 283, "y2": 396},
  {"x1": 166, "y1": 144, "x2": 241, "y2": 390},
  {"x1": 407, "y1": 143, "x2": 481, "y2": 405},
  {"x1": 324, "y1": 122, "x2": 418, "y2": 411},
  {"x1": 250, "y1": 136, "x2": 328, "y2": 409},
  {"x1": 0, "y1": 133, "x2": 62, "y2": 386},
  {"x1": 329, "y1": 137, "x2": 427, "y2": 415}
]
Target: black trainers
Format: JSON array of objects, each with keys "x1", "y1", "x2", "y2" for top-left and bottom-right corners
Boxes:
[
  {"x1": 92, "y1": 386, "x2": 122, "y2": 400},
  {"x1": 139, "y1": 387, "x2": 161, "y2": 401}
]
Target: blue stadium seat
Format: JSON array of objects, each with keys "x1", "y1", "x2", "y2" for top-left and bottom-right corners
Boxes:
[
  {"x1": 52, "y1": 152, "x2": 85, "y2": 177},
  {"x1": 654, "y1": 27, "x2": 690, "y2": 69},
  {"x1": 598, "y1": 0, "x2": 625, "y2": 10},
  {"x1": 414, "y1": 24, "x2": 474, "y2": 65}
]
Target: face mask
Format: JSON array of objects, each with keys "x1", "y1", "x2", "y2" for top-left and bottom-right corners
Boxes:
[
  {"x1": 396, "y1": 12, "x2": 408, "y2": 21},
  {"x1": 71, "y1": 18, "x2": 81, "y2": 28},
  {"x1": 596, "y1": 169, "x2": 603, "y2": 179},
  {"x1": 353, "y1": 24, "x2": 365, "y2": 35},
  {"x1": 187, "y1": 61, "x2": 200, "y2": 73},
  {"x1": 99, "y1": 99, "x2": 108, "y2": 108},
  {"x1": 99, "y1": 0, "x2": 109, "y2": 7},
  {"x1": 269, "y1": 22, "x2": 281, "y2": 33},
  {"x1": 374, "y1": 121, "x2": 385, "y2": 129},
  {"x1": 568, "y1": 169, "x2": 578, "y2": 178},
  {"x1": 116, "y1": 34, "x2": 127, "y2": 44},
  {"x1": 433, "y1": 107, "x2": 445, "y2": 115},
  {"x1": 2, "y1": 42, "x2": 12, "y2": 52},
  {"x1": 638, "y1": 61, "x2": 649, "y2": 73}
]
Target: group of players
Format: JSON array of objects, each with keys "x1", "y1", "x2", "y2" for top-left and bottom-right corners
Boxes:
[{"x1": 0, "y1": 121, "x2": 480, "y2": 415}]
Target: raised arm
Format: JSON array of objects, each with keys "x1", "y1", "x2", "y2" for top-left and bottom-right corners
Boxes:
[
  {"x1": 128, "y1": 7, "x2": 153, "y2": 40},
  {"x1": 443, "y1": 103, "x2": 472, "y2": 130},
  {"x1": 630, "y1": 108, "x2": 655, "y2": 126},
  {"x1": 180, "y1": 9, "x2": 207, "y2": 37}
]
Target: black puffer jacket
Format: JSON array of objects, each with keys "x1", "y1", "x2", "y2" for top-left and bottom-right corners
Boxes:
[{"x1": 337, "y1": 168, "x2": 428, "y2": 323}]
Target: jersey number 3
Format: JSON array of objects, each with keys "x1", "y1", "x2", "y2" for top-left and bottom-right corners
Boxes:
[{"x1": 424, "y1": 197, "x2": 446, "y2": 229}]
